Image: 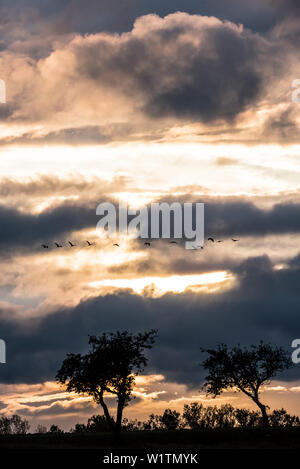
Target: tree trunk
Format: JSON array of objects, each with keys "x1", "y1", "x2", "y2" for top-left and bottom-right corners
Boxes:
[
  {"x1": 254, "y1": 399, "x2": 269, "y2": 427},
  {"x1": 98, "y1": 389, "x2": 114, "y2": 429},
  {"x1": 115, "y1": 397, "x2": 125, "y2": 438}
]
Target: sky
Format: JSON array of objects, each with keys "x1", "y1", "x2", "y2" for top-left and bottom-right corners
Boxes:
[{"x1": 1, "y1": 0, "x2": 300, "y2": 431}]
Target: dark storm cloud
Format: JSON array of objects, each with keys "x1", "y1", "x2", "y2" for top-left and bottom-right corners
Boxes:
[
  {"x1": 204, "y1": 199, "x2": 300, "y2": 237},
  {"x1": 0, "y1": 202, "x2": 96, "y2": 253},
  {"x1": 73, "y1": 14, "x2": 275, "y2": 123},
  {"x1": 150, "y1": 195, "x2": 300, "y2": 239},
  {"x1": 0, "y1": 252, "x2": 299, "y2": 387}
]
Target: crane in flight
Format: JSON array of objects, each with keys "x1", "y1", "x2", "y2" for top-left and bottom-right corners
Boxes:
[{"x1": 42, "y1": 236, "x2": 241, "y2": 251}]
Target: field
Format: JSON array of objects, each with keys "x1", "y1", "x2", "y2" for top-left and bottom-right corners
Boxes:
[{"x1": 0, "y1": 428, "x2": 300, "y2": 449}]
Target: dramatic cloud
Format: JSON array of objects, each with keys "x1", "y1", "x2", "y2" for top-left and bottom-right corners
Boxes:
[{"x1": 0, "y1": 13, "x2": 283, "y2": 131}]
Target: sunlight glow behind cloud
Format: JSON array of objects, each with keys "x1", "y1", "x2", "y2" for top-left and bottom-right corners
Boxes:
[{"x1": 89, "y1": 271, "x2": 234, "y2": 296}]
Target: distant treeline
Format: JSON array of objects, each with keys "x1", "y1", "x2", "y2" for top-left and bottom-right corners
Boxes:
[
  {"x1": 79, "y1": 404, "x2": 300, "y2": 432},
  {"x1": 1, "y1": 403, "x2": 299, "y2": 435}
]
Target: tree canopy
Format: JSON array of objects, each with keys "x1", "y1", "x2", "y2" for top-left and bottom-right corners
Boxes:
[{"x1": 201, "y1": 342, "x2": 292, "y2": 427}]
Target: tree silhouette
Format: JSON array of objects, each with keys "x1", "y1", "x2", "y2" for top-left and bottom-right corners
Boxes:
[
  {"x1": 56, "y1": 330, "x2": 157, "y2": 436},
  {"x1": 0, "y1": 415, "x2": 30, "y2": 434},
  {"x1": 201, "y1": 342, "x2": 292, "y2": 427},
  {"x1": 49, "y1": 424, "x2": 64, "y2": 434},
  {"x1": 159, "y1": 409, "x2": 181, "y2": 430}
]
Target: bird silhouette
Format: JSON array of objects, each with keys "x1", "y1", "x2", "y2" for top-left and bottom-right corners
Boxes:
[{"x1": 43, "y1": 236, "x2": 242, "y2": 252}]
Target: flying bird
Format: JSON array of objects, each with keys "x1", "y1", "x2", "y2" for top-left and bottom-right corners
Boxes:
[
  {"x1": 208, "y1": 237, "x2": 214, "y2": 242},
  {"x1": 68, "y1": 241, "x2": 76, "y2": 247},
  {"x1": 232, "y1": 239, "x2": 240, "y2": 242},
  {"x1": 54, "y1": 242, "x2": 62, "y2": 248},
  {"x1": 113, "y1": 243, "x2": 120, "y2": 247},
  {"x1": 144, "y1": 242, "x2": 151, "y2": 247},
  {"x1": 217, "y1": 240, "x2": 223, "y2": 243},
  {"x1": 86, "y1": 240, "x2": 95, "y2": 246},
  {"x1": 41, "y1": 244, "x2": 49, "y2": 249}
]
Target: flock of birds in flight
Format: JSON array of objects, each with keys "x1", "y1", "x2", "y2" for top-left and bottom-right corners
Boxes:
[{"x1": 41, "y1": 237, "x2": 240, "y2": 250}]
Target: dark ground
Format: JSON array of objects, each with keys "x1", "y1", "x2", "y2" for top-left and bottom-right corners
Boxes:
[{"x1": 1, "y1": 428, "x2": 300, "y2": 449}]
